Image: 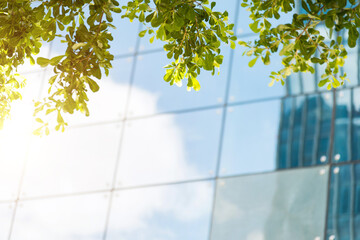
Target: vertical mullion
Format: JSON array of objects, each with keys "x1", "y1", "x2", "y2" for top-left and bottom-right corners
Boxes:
[
  {"x1": 207, "y1": 1, "x2": 240, "y2": 239},
  {"x1": 102, "y1": 22, "x2": 143, "y2": 240}
]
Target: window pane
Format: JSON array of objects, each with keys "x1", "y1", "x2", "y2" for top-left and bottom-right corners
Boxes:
[
  {"x1": 54, "y1": 57, "x2": 133, "y2": 125},
  {"x1": 116, "y1": 109, "x2": 222, "y2": 187},
  {"x1": 220, "y1": 100, "x2": 281, "y2": 176},
  {"x1": 229, "y1": 36, "x2": 285, "y2": 103},
  {"x1": 21, "y1": 123, "x2": 122, "y2": 198},
  {"x1": 11, "y1": 193, "x2": 108, "y2": 240},
  {"x1": 211, "y1": 166, "x2": 329, "y2": 240},
  {"x1": 303, "y1": 94, "x2": 319, "y2": 166},
  {"x1": 327, "y1": 165, "x2": 353, "y2": 240},
  {"x1": 0, "y1": 73, "x2": 43, "y2": 201},
  {"x1": 107, "y1": 181, "x2": 214, "y2": 240},
  {"x1": 333, "y1": 89, "x2": 351, "y2": 162},
  {"x1": 352, "y1": 88, "x2": 360, "y2": 160},
  {"x1": 317, "y1": 92, "x2": 333, "y2": 164},
  {"x1": 110, "y1": 18, "x2": 140, "y2": 56},
  {"x1": 302, "y1": 63, "x2": 316, "y2": 93},
  {"x1": 291, "y1": 96, "x2": 305, "y2": 168},
  {"x1": 342, "y1": 50, "x2": 358, "y2": 87},
  {"x1": 287, "y1": 72, "x2": 302, "y2": 95},
  {"x1": 278, "y1": 97, "x2": 293, "y2": 169},
  {"x1": 128, "y1": 50, "x2": 229, "y2": 117},
  {"x1": 0, "y1": 203, "x2": 14, "y2": 240},
  {"x1": 355, "y1": 164, "x2": 360, "y2": 239}
]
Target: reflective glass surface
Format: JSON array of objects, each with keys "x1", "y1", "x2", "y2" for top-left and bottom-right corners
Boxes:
[
  {"x1": 110, "y1": 17, "x2": 140, "y2": 55},
  {"x1": 128, "y1": 49, "x2": 229, "y2": 117},
  {"x1": 220, "y1": 100, "x2": 281, "y2": 176},
  {"x1": 0, "y1": 203, "x2": 14, "y2": 240},
  {"x1": 342, "y1": 50, "x2": 358, "y2": 87},
  {"x1": 229, "y1": 36, "x2": 285, "y2": 103},
  {"x1": 278, "y1": 97, "x2": 293, "y2": 169},
  {"x1": 326, "y1": 164, "x2": 360, "y2": 240},
  {"x1": 21, "y1": 123, "x2": 122, "y2": 197},
  {"x1": 48, "y1": 57, "x2": 133, "y2": 125},
  {"x1": 352, "y1": 88, "x2": 360, "y2": 160},
  {"x1": 303, "y1": 94, "x2": 319, "y2": 166},
  {"x1": 317, "y1": 92, "x2": 333, "y2": 164},
  {"x1": 107, "y1": 181, "x2": 214, "y2": 240},
  {"x1": 11, "y1": 193, "x2": 108, "y2": 240},
  {"x1": 333, "y1": 89, "x2": 351, "y2": 163},
  {"x1": 211, "y1": 166, "x2": 329, "y2": 240},
  {"x1": 0, "y1": 72, "x2": 43, "y2": 201},
  {"x1": 291, "y1": 96, "x2": 305, "y2": 168},
  {"x1": 116, "y1": 109, "x2": 222, "y2": 187},
  {"x1": 302, "y1": 63, "x2": 317, "y2": 94},
  {"x1": 287, "y1": 72, "x2": 302, "y2": 95}
]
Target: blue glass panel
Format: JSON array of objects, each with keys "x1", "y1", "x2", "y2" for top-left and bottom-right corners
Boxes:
[
  {"x1": 110, "y1": 17, "x2": 140, "y2": 56},
  {"x1": 333, "y1": 89, "x2": 351, "y2": 163},
  {"x1": 12, "y1": 193, "x2": 108, "y2": 239},
  {"x1": 220, "y1": 100, "x2": 281, "y2": 176},
  {"x1": 211, "y1": 166, "x2": 329, "y2": 240},
  {"x1": 107, "y1": 181, "x2": 213, "y2": 240},
  {"x1": 303, "y1": 94, "x2": 318, "y2": 166},
  {"x1": 355, "y1": 164, "x2": 360, "y2": 240},
  {"x1": 342, "y1": 50, "x2": 358, "y2": 87},
  {"x1": 342, "y1": 29, "x2": 359, "y2": 86},
  {"x1": 128, "y1": 49, "x2": 229, "y2": 117},
  {"x1": 333, "y1": 90, "x2": 351, "y2": 162},
  {"x1": 352, "y1": 88, "x2": 360, "y2": 160},
  {"x1": 317, "y1": 92, "x2": 333, "y2": 164},
  {"x1": 327, "y1": 165, "x2": 352, "y2": 240},
  {"x1": 288, "y1": 72, "x2": 302, "y2": 95},
  {"x1": 228, "y1": 35, "x2": 285, "y2": 103},
  {"x1": 291, "y1": 96, "x2": 305, "y2": 167},
  {"x1": 278, "y1": 97, "x2": 293, "y2": 169},
  {"x1": 117, "y1": 108, "x2": 222, "y2": 187},
  {"x1": 302, "y1": 63, "x2": 317, "y2": 93}
]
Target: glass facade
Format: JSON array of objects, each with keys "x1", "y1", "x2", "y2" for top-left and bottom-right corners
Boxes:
[{"x1": 0, "y1": 0, "x2": 359, "y2": 239}]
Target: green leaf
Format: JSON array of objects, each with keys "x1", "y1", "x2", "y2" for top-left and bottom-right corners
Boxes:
[
  {"x1": 149, "y1": 35, "x2": 155, "y2": 43},
  {"x1": 37, "y1": 57, "x2": 50, "y2": 67},
  {"x1": 192, "y1": 78, "x2": 201, "y2": 91},
  {"x1": 248, "y1": 57, "x2": 258, "y2": 67},
  {"x1": 138, "y1": 29, "x2": 147, "y2": 37},
  {"x1": 72, "y1": 42, "x2": 87, "y2": 50},
  {"x1": 85, "y1": 77, "x2": 100, "y2": 92},
  {"x1": 50, "y1": 55, "x2": 65, "y2": 65}
]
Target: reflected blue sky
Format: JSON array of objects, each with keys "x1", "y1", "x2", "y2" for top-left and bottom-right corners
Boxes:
[{"x1": 220, "y1": 100, "x2": 281, "y2": 176}]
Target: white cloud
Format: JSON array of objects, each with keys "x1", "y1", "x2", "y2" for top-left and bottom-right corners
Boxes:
[{"x1": 1, "y1": 72, "x2": 212, "y2": 239}]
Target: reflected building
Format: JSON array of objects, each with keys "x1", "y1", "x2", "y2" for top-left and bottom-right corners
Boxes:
[
  {"x1": 277, "y1": 72, "x2": 360, "y2": 240},
  {"x1": 0, "y1": 0, "x2": 359, "y2": 240}
]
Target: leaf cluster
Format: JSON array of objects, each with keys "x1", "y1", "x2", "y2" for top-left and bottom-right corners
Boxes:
[{"x1": 240, "y1": 0, "x2": 359, "y2": 89}]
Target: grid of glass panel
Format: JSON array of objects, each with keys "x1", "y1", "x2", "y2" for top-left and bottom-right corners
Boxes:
[{"x1": 0, "y1": 0, "x2": 359, "y2": 239}]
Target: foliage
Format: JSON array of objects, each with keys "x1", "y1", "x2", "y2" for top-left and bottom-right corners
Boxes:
[
  {"x1": 0, "y1": 0, "x2": 359, "y2": 134},
  {"x1": 240, "y1": 0, "x2": 358, "y2": 89}
]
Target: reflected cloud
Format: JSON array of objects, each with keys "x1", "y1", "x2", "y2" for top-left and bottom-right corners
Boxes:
[{"x1": 1, "y1": 70, "x2": 213, "y2": 238}]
